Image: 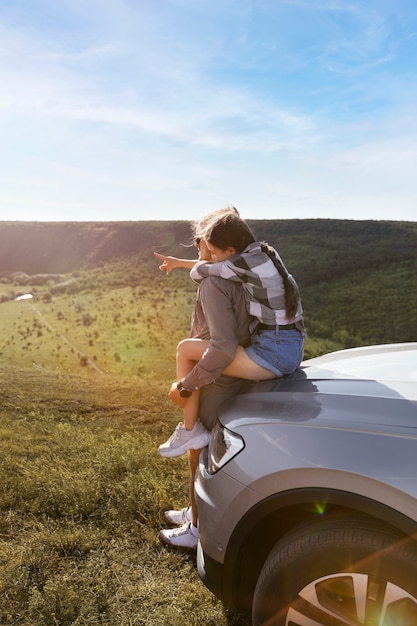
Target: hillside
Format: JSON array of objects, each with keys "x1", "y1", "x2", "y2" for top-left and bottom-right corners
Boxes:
[
  {"x1": 0, "y1": 221, "x2": 193, "y2": 275},
  {"x1": 2, "y1": 219, "x2": 416, "y2": 279},
  {"x1": 0, "y1": 219, "x2": 416, "y2": 368}
]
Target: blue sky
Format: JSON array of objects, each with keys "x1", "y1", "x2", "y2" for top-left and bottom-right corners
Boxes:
[{"x1": 1, "y1": 0, "x2": 417, "y2": 222}]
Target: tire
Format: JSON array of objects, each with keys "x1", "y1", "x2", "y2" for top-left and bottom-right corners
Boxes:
[{"x1": 252, "y1": 517, "x2": 417, "y2": 626}]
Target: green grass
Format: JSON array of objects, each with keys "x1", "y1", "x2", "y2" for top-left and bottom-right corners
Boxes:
[
  {"x1": 0, "y1": 366, "x2": 250, "y2": 625},
  {"x1": 0, "y1": 269, "x2": 350, "y2": 624},
  {"x1": 0, "y1": 280, "x2": 195, "y2": 378}
]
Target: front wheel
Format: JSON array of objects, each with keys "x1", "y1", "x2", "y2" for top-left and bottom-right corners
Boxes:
[{"x1": 252, "y1": 518, "x2": 417, "y2": 626}]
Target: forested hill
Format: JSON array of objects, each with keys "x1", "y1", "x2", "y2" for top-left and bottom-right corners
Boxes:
[
  {"x1": 1, "y1": 219, "x2": 416, "y2": 350},
  {"x1": 0, "y1": 221, "x2": 193, "y2": 275},
  {"x1": 1, "y1": 219, "x2": 416, "y2": 278}
]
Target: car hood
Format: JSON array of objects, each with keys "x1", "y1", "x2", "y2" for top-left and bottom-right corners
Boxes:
[{"x1": 218, "y1": 343, "x2": 417, "y2": 432}]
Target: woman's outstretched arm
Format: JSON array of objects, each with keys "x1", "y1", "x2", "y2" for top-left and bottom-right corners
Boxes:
[{"x1": 153, "y1": 252, "x2": 197, "y2": 274}]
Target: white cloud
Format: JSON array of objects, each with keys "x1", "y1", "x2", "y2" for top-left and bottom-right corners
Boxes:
[{"x1": 0, "y1": 0, "x2": 416, "y2": 221}]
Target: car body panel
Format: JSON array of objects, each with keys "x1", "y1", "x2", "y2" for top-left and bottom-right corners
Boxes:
[{"x1": 195, "y1": 343, "x2": 417, "y2": 610}]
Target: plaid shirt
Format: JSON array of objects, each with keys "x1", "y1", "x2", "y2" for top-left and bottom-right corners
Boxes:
[{"x1": 190, "y1": 241, "x2": 303, "y2": 329}]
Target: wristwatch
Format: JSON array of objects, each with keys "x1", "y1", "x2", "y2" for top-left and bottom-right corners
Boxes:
[{"x1": 177, "y1": 382, "x2": 193, "y2": 398}]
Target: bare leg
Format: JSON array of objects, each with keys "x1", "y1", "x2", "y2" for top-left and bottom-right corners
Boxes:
[
  {"x1": 176, "y1": 338, "x2": 275, "y2": 432},
  {"x1": 177, "y1": 338, "x2": 276, "y2": 384},
  {"x1": 176, "y1": 338, "x2": 210, "y2": 377},
  {"x1": 188, "y1": 448, "x2": 201, "y2": 526},
  {"x1": 176, "y1": 339, "x2": 205, "y2": 430},
  {"x1": 222, "y1": 345, "x2": 276, "y2": 380}
]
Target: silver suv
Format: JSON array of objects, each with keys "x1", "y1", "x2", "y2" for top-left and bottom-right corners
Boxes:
[{"x1": 195, "y1": 342, "x2": 417, "y2": 626}]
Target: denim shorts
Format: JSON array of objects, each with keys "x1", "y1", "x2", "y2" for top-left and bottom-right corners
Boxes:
[{"x1": 245, "y1": 328, "x2": 304, "y2": 378}]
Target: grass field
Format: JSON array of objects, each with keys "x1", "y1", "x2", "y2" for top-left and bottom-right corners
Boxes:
[
  {"x1": 0, "y1": 268, "x2": 254, "y2": 625},
  {"x1": 0, "y1": 276, "x2": 195, "y2": 379},
  {"x1": 0, "y1": 365, "x2": 250, "y2": 625}
]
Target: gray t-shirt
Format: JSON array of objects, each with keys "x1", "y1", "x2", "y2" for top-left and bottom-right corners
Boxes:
[{"x1": 182, "y1": 275, "x2": 251, "y2": 391}]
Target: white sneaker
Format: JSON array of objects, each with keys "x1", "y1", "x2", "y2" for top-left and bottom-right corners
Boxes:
[
  {"x1": 164, "y1": 506, "x2": 192, "y2": 525},
  {"x1": 159, "y1": 521, "x2": 199, "y2": 551},
  {"x1": 158, "y1": 422, "x2": 211, "y2": 458}
]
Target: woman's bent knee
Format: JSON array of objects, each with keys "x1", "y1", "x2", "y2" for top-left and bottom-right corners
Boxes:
[{"x1": 177, "y1": 338, "x2": 209, "y2": 361}]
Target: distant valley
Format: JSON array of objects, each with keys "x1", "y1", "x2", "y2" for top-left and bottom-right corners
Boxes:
[{"x1": 1, "y1": 219, "x2": 416, "y2": 375}]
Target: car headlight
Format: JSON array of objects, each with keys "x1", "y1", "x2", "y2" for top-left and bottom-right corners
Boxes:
[{"x1": 208, "y1": 420, "x2": 245, "y2": 474}]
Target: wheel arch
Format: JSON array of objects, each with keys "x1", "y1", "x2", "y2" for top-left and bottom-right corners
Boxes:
[{"x1": 222, "y1": 486, "x2": 417, "y2": 614}]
